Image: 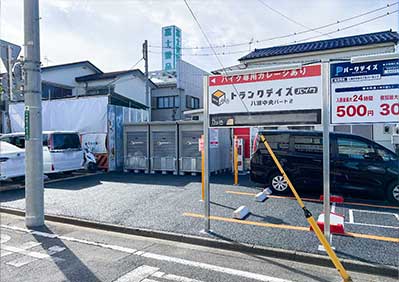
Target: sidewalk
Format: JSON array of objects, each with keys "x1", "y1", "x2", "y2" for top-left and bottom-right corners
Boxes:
[
  {"x1": 1, "y1": 213, "x2": 396, "y2": 282},
  {"x1": 1, "y1": 172, "x2": 398, "y2": 275}
]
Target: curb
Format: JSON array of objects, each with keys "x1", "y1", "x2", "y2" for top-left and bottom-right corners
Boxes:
[{"x1": 1, "y1": 206, "x2": 397, "y2": 278}]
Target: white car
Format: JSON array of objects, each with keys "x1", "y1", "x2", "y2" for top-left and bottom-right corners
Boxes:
[
  {"x1": 0, "y1": 141, "x2": 25, "y2": 180},
  {"x1": 0, "y1": 131, "x2": 84, "y2": 175}
]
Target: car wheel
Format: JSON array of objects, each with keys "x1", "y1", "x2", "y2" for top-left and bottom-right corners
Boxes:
[
  {"x1": 387, "y1": 182, "x2": 399, "y2": 205},
  {"x1": 270, "y1": 173, "x2": 289, "y2": 194}
]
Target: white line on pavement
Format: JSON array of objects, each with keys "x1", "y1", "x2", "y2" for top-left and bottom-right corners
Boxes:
[
  {"x1": 1, "y1": 241, "x2": 41, "y2": 258},
  {"x1": 348, "y1": 209, "x2": 354, "y2": 224},
  {"x1": 141, "y1": 252, "x2": 291, "y2": 282},
  {"x1": 6, "y1": 245, "x2": 65, "y2": 268},
  {"x1": 344, "y1": 222, "x2": 399, "y2": 229},
  {"x1": 114, "y1": 265, "x2": 159, "y2": 282},
  {"x1": 1, "y1": 224, "x2": 292, "y2": 282}
]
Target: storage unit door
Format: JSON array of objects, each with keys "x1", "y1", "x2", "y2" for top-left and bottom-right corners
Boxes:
[
  {"x1": 152, "y1": 131, "x2": 176, "y2": 171},
  {"x1": 181, "y1": 131, "x2": 202, "y2": 172},
  {"x1": 125, "y1": 131, "x2": 148, "y2": 170}
]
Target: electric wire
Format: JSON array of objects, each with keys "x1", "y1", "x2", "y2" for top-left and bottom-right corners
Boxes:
[
  {"x1": 149, "y1": 2, "x2": 398, "y2": 50},
  {"x1": 105, "y1": 57, "x2": 144, "y2": 86},
  {"x1": 149, "y1": 9, "x2": 398, "y2": 57},
  {"x1": 256, "y1": 0, "x2": 332, "y2": 38},
  {"x1": 183, "y1": 0, "x2": 251, "y2": 115}
]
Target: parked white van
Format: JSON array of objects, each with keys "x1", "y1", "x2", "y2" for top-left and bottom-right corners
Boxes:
[
  {"x1": 0, "y1": 141, "x2": 25, "y2": 180},
  {"x1": 0, "y1": 131, "x2": 84, "y2": 175}
]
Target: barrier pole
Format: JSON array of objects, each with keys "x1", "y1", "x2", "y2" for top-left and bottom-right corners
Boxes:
[
  {"x1": 259, "y1": 134, "x2": 352, "y2": 282},
  {"x1": 201, "y1": 135, "x2": 205, "y2": 201},
  {"x1": 234, "y1": 136, "x2": 239, "y2": 185}
]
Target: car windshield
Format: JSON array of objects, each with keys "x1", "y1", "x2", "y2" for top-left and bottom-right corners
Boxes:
[{"x1": 52, "y1": 133, "x2": 81, "y2": 150}]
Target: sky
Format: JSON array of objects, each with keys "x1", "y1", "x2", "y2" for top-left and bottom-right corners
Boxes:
[{"x1": 0, "y1": 0, "x2": 398, "y2": 74}]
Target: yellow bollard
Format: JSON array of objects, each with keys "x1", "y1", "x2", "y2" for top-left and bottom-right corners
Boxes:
[
  {"x1": 259, "y1": 134, "x2": 352, "y2": 282},
  {"x1": 234, "y1": 136, "x2": 239, "y2": 185},
  {"x1": 201, "y1": 135, "x2": 205, "y2": 201}
]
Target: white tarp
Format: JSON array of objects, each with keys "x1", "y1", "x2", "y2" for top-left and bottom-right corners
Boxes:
[{"x1": 9, "y1": 96, "x2": 108, "y2": 133}]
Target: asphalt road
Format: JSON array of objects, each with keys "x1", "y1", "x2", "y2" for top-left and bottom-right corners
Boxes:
[
  {"x1": 0, "y1": 172, "x2": 398, "y2": 268},
  {"x1": 1, "y1": 213, "x2": 395, "y2": 282}
]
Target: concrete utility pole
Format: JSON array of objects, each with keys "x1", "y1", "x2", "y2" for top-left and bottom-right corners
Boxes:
[
  {"x1": 143, "y1": 40, "x2": 151, "y2": 120},
  {"x1": 24, "y1": 0, "x2": 44, "y2": 227},
  {"x1": 5, "y1": 46, "x2": 13, "y2": 133}
]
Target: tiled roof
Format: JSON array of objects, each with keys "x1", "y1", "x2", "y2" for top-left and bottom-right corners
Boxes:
[{"x1": 239, "y1": 30, "x2": 399, "y2": 61}]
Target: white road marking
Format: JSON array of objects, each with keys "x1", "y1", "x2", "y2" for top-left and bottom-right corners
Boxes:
[
  {"x1": 344, "y1": 222, "x2": 399, "y2": 229},
  {"x1": 114, "y1": 265, "x2": 159, "y2": 282},
  {"x1": 350, "y1": 209, "x2": 399, "y2": 219},
  {"x1": 348, "y1": 209, "x2": 354, "y2": 224},
  {"x1": 1, "y1": 241, "x2": 41, "y2": 258},
  {"x1": 152, "y1": 270, "x2": 204, "y2": 282},
  {"x1": 0, "y1": 234, "x2": 11, "y2": 244},
  {"x1": 1, "y1": 224, "x2": 292, "y2": 282},
  {"x1": 162, "y1": 273, "x2": 203, "y2": 282},
  {"x1": 3, "y1": 244, "x2": 65, "y2": 267},
  {"x1": 141, "y1": 252, "x2": 291, "y2": 282}
]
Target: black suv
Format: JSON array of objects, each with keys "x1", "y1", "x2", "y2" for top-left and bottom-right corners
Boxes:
[{"x1": 250, "y1": 130, "x2": 399, "y2": 204}]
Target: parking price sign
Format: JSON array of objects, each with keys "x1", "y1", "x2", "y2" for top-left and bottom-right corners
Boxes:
[
  {"x1": 208, "y1": 64, "x2": 323, "y2": 127},
  {"x1": 330, "y1": 59, "x2": 399, "y2": 124}
]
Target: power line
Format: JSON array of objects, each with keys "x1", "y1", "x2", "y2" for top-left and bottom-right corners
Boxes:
[
  {"x1": 183, "y1": 0, "x2": 251, "y2": 114},
  {"x1": 290, "y1": 9, "x2": 398, "y2": 44},
  {"x1": 149, "y1": 9, "x2": 397, "y2": 57},
  {"x1": 256, "y1": 0, "x2": 332, "y2": 38},
  {"x1": 149, "y1": 2, "x2": 398, "y2": 50},
  {"x1": 148, "y1": 49, "x2": 250, "y2": 56},
  {"x1": 105, "y1": 57, "x2": 144, "y2": 86}
]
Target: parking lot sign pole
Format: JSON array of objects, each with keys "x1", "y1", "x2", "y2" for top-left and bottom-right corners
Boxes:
[
  {"x1": 322, "y1": 61, "x2": 331, "y2": 241},
  {"x1": 24, "y1": 0, "x2": 44, "y2": 228},
  {"x1": 203, "y1": 76, "x2": 210, "y2": 232}
]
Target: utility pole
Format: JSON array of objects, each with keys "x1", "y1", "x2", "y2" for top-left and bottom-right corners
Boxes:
[
  {"x1": 5, "y1": 45, "x2": 13, "y2": 133},
  {"x1": 142, "y1": 40, "x2": 150, "y2": 121},
  {"x1": 24, "y1": 0, "x2": 44, "y2": 227}
]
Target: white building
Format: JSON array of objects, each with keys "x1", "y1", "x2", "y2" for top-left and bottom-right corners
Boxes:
[
  {"x1": 9, "y1": 60, "x2": 155, "y2": 170},
  {"x1": 214, "y1": 30, "x2": 399, "y2": 151}
]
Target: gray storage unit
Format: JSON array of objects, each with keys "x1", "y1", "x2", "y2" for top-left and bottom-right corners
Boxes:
[
  {"x1": 124, "y1": 123, "x2": 150, "y2": 172},
  {"x1": 178, "y1": 121, "x2": 231, "y2": 174},
  {"x1": 178, "y1": 121, "x2": 202, "y2": 174},
  {"x1": 150, "y1": 122, "x2": 178, "y2": 174}
]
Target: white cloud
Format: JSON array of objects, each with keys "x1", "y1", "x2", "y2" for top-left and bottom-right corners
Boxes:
[{"x1": 0, "y1": 0, "x2": 397, "y2": 73}]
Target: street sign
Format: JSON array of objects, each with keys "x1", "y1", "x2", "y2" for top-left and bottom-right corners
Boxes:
[
  {"x1": 0, "y1": 40, "x2": 21, "y2": 70},
  {"x1": 330, "y1": 59, "x2": 399, "y2": 124},
  {"x1": 24, "y1": 106, "x2": 30, "y2": 140},
  {"x1": 210, "y1": 128, "x2": 219, "y2": 148},
  {"x1": 208, "y1": 64, "x2": 323, "y2": 127}
]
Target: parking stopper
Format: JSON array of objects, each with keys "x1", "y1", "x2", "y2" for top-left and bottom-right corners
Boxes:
[
  {"x1": 263, "y1": 187, "x2": 273, "y2": 195},
  {"x1": 233, "y1": 206, "x2": 250, "y2": 220},
  {"x1": 310, "y1": 212, "x2": 345, "y2": 235},
  {"x1": 255, "y1": 192, "x2": 268, "y2": 202}
]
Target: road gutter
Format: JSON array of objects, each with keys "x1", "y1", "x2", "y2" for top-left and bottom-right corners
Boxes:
[{"x1": 0, "y1": 206, "x2": 397, "y2": 278}]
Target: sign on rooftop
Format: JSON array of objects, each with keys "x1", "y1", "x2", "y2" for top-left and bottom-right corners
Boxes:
[
  {"x1": 330, "y1": 59, "x2": 399, "y2": 124},
  {"x1": 162, "y1": 26, "x2": 182, "y2": 71},
  {"x1": 207, "y1": 64, "x2": 322, "y2": 127}
]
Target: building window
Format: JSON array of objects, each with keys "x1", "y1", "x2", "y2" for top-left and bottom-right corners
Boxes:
[
  {"x1": 86, "y1": 86, "x2": 113, "y2": 96},
  {"x1": 42, "y1": 83, "x2": 72, "y2": 99},
  {"x1": 186, "y1": 96, "x2": 199, "y2": 109},
  {"x1": 157, "y1": 96, "x2": 179, "y2": 109}
]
